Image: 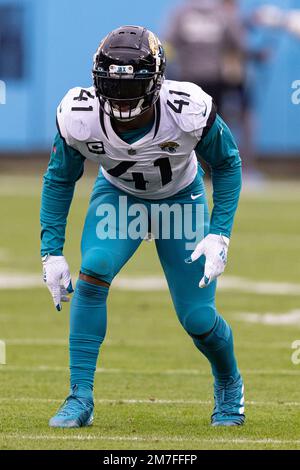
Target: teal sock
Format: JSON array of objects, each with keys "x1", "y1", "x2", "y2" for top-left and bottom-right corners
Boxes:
[
  {"x1": 192, "y1": 314, "x2": 239, "y2": 382},
  {"x1": 69, "y1": 279, "x2": 108, "y2": 395}
]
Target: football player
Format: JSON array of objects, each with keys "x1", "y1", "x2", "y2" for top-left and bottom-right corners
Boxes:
[{"x1": 41, "y1": 26, "x2": 244, "y2": 428}]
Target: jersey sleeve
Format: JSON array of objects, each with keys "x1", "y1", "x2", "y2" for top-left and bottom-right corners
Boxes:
[
  {"x1": 163, "y1": 80, "x2": 215, "y2": 139},
  {"x1": 195, "y1": 115, "x2": 242, "y2": 238},
  {"x1": 56, "y1": 89, "x2": 75, "y2": 146},
  {"x1": 40, "y1": 132, "x2": 85, "y2": 256},
  {"x1": 56, "y1": 86, "x2": 96, "y2": 148},
  {"x1": 187, "y1": 83, "x2": 216, "y2": 140}
]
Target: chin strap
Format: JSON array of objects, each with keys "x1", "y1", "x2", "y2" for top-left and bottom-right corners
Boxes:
[{"x1": 111, "y1": 98, "x2": 145, "y2": 121}]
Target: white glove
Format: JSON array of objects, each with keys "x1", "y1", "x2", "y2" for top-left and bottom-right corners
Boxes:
[
  {"x1": 42, "y1": 255, "x2": 74, "y2": 311},
  {"x1": 185, "y1": 234, "x2": 230, "y2": 288}
]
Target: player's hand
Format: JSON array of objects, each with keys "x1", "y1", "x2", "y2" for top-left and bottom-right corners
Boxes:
[
  {"x1": 185, "y1": 234, "x2": 230, "y2": 288},
  {"x1": 42, "y1": 255, "x2": 74, "y2": 311}
]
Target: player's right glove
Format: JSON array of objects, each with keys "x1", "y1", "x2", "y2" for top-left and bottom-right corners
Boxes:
[{"x1": 42, "y1": 255, "x2": 74, "y2": 311}]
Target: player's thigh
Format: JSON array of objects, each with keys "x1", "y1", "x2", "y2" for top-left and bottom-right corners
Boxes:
[
  {"x1": 80, "y1": 183, "x2": 143, "y2": 284},
  {"x1": 158, "y1": 240, "x2": 217, "y2": 335},
  {"x1": 155, "y1": 187, "x2": 217, "y2": 335}
]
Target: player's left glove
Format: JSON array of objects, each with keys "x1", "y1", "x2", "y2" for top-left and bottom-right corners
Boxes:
[{"x1": 185, "y1": 234, "x2": 230, "y2": 288}]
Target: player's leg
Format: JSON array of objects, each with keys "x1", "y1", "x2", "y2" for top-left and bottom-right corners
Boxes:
[
  {"x1": 70, "y1": 178, "x2": 145, "y2": 395},
  {"x1": 154, "y1": 173, "x2": 244, "y2": 426},
  {"x1": 49, "y1": 178, "x2": 145, "y2": 427}
]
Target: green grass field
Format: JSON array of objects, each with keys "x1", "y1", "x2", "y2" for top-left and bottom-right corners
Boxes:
[{"x1": 0, "y1": 171, "x2": 300, "y2": 450}]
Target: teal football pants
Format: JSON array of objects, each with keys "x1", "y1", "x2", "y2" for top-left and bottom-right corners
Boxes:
[
  {"x1": 81, "y1": 169, "x2": 217, "y2": 336},
  {"x1": 69, "y1": 168, "x2": 239, "y2": 393}
]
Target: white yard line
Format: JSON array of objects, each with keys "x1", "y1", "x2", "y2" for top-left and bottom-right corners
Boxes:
[
  {"x1": 1, "y1": 273, "x2": 300, "y2": 295},
  {"x1": 4, "y1": 339, "x2": 69, "y2": 346},
  {"x1": 218, "y1": 276, "x2": 300, "y2": 296},
  {"x1": 164, "y1": 368, "x2": 300, "y2": 376},
  {"x1": 1, "y1": 177, "x2": 300, "y2": 200},
  {"x1": 236, "y1": 310, "x2": 300, "y2": 326},
  {"x1": 2, "y1": 339, "x2": 291, "y2": 349},
  {"x1": 0, "y1": 397, "x2": 299, "y2": 407},
  {"x1": 0, "y1": 273, "x2": 41, "y2": 289},
  {"x1": 1, "y1": 365, "x2": 300, "y2": 376},
  {"x1": 1, "y1": 434, "x2": 300, "y2": 445}
]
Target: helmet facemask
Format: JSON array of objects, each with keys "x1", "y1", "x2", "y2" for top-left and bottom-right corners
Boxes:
[
  {"x1": 93, "y1": 65, "x2": 163, "y2": 121},
  {"x1": 92, "y1": 27, "x2": 166, "y2": 122}
]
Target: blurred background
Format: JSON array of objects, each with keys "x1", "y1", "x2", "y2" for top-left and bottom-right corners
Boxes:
[
  {"x1": 0, "y1": 0, "x2": 300, "y2": 176},
  {"x1": 1, "y1": 0, "x2": 300, "y2": 450}
]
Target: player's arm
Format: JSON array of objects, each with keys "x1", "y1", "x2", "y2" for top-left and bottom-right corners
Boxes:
[
  {"x1": 186, "y1": 114, "x2": 242, "y2": 288},
  {"x1": 40, "y1": 132, "x2": 85, "y2": 310},
  {"x1": 196, "y1": 114, "x2": 242, "y2": 239}
]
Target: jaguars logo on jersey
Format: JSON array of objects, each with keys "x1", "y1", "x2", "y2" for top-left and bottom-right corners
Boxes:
[{"x1": 160, "y1": 141, "x2": 180, "y2": 154}]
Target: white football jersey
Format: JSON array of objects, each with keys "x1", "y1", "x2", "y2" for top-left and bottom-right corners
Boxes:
[{"x1": 57, "y1": 80, "x2": 213, "y2": 199}]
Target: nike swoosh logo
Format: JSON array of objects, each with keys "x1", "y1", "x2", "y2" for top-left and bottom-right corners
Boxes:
[{"x1": 191, "y1": 193, "x2": 203, "y2": 200}]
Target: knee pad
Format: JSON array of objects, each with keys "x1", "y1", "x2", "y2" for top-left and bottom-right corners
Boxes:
[
  {"x1": 182, "y1": 304, "x2": 217, "y2": 338},
  {"x1": 191, "y1": 314, "x2": 232, "y2": 353},
  {"x1": 74, "y1": 278, "x2": 109, "y2": 302},
  {"x1": 81, "y1": 247, "x2": 114, "y2": 283}
]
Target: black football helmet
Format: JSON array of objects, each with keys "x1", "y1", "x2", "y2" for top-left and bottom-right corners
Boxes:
[{"x1": 93, "y1": 25, "x2": 166, "y2": 121}]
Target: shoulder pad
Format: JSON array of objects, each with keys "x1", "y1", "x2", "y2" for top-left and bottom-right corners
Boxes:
[
  {"x1": 56, "y1": 86, "x2": 98, "y2": 145},
  {"x1": 161, "y1": 80, "x2": 213, "y2": 139}
]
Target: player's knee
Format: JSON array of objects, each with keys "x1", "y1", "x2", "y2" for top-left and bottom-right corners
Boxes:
[
  {"x1": 81, "y1": 247, "x2": 114, "y2": 282},
  {"x1": 74, "y1": 278, "x2": 109, "y2": 304},
  {"x1": 182, "y1": 305, "x2": 216, "y2": 338}
]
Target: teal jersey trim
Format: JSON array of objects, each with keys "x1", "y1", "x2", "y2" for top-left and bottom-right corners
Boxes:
[
  {"x1": 195, "y1": 115, "x2": 242, "y2": 238},
  {"x1": 116, "y1": 119, "x2": 154, "y2": 145},
  {"x1": 40, "y1": 133, "x2": 85, "y2": 256}
]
